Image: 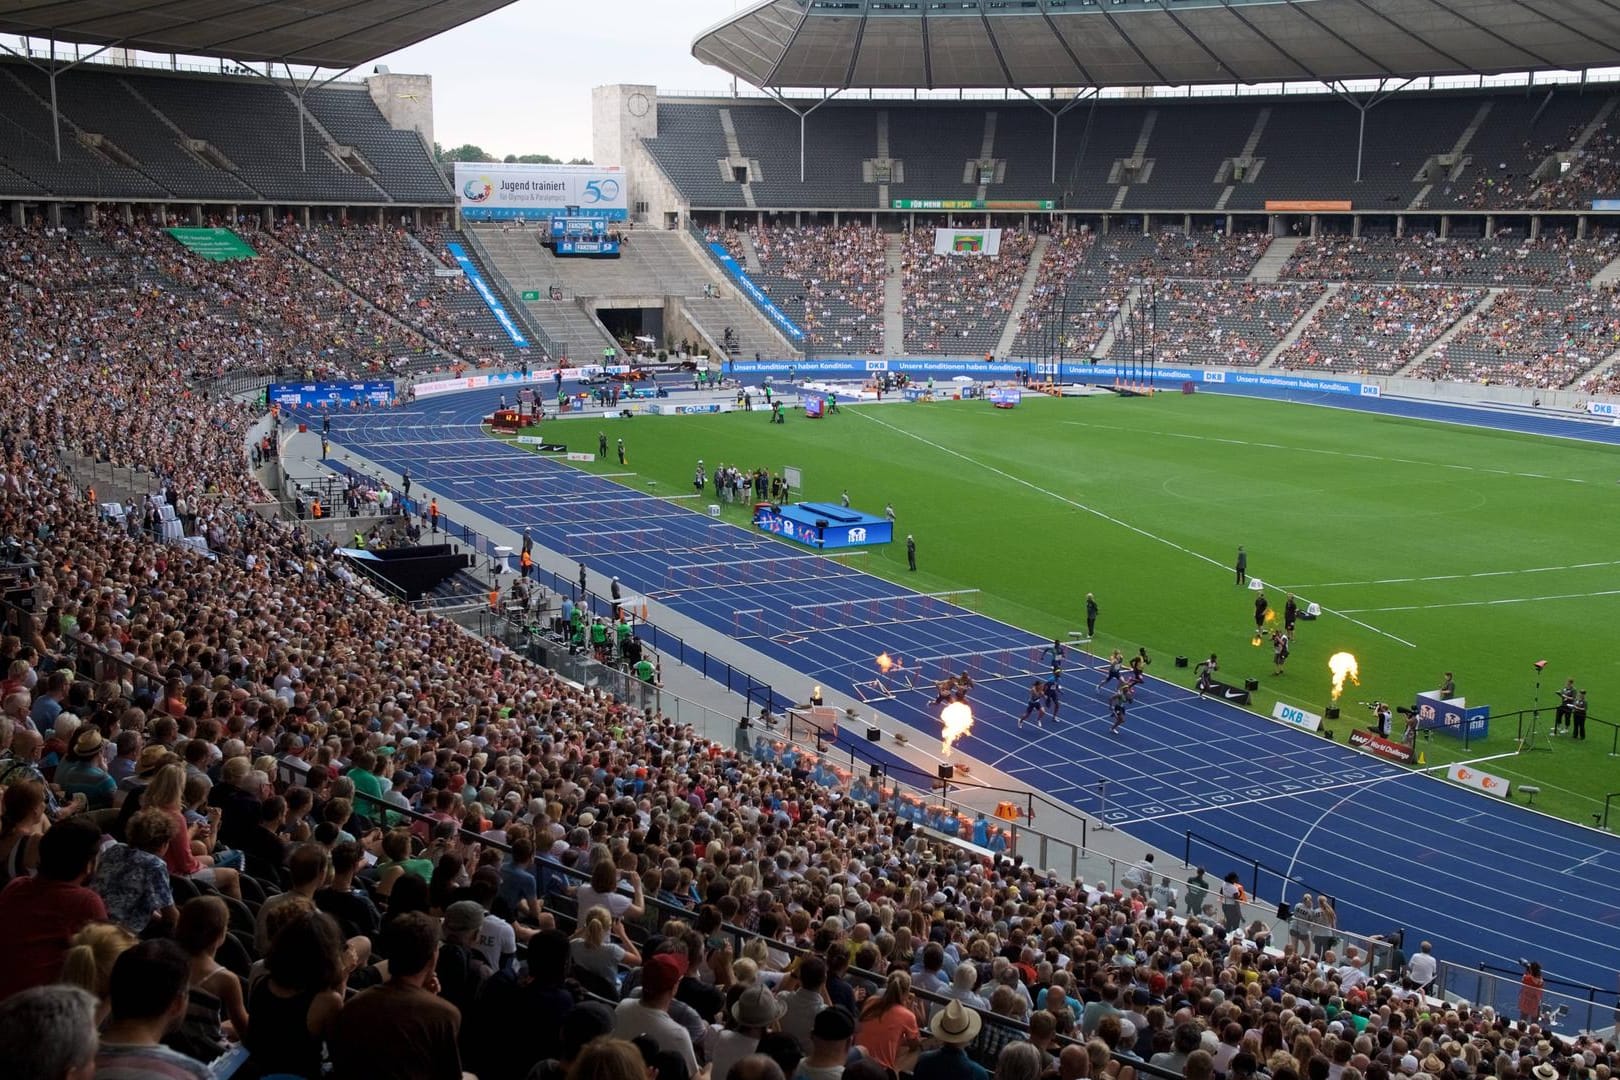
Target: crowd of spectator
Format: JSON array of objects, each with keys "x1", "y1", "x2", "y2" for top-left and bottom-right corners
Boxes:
[
  {"x1": 901, "y1": 229, "x2": 1037, "y2": 355},
  {"x1": 714, "y1": 226, "x2": 887, "y2": 354},
  {"x1": 1274, "y1": 286, "x2": 1486, "y2": 376},
  {"x1": 0, "y1": 220, "x2": 1615, "y2": 1080},
  {"x1": 1418, "y1": 288, "x2": 1620, "y2": 387},
  {"x1": 1527, "y1": 121, "x2": 1620, "y2": 210},
  {"x1": 281, "y1": 223, "x2": 534, "y2": 366},
  {"x1": 1016, "y1": 230, "x2": 1280, "y2": 360},
  {"x1": 1106, "y1": 283, "x2": 1323, "y2": 369},
  {"x1": 1279, "y1": 236, "x2": 1614, "y2": 288}
]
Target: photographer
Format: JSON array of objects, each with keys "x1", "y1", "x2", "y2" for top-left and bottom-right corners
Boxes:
[{"x1": 1372, "y1": 701, "x2": 1393, "y2": 738}]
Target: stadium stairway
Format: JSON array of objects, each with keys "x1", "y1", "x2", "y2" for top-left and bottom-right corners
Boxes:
[
  {"x1": 884, "y1": 234, "x2": 905, "y2": 355},
  {"x1": 737, "y1": 231, "x2": 764, "y2": 274},
  {"x1": 995, "y1": 234, "x2": 1051, "y2": 359},
  {"x1": 1592, "y1": 253, "x2": 1620, "y2": 288},
  {"x1": 1258, "y1": 283, "x2": 1342, "y2": 368},
  {"x1": 1571, "y1": 341, "x2": 1620, "y2": 389},
  {"x1": 673, "y1": 230, "x2": 802, "y2": 360},
  {"x1": 468, "y1": 225, "x2": 620, "y2": 361},
  {"x1": 1409, "y1": 100, "x2": 1494, "y2": 211},
  {"x1": 1400, "y1": 289, "x2": 1502, "y2": 376},
  {"x1": 1528, "y1": 97, "x2": 1620, "y2": 203},
  {"x1": 1247, "y1": 236, "x2": 1301, "y2": 282}
]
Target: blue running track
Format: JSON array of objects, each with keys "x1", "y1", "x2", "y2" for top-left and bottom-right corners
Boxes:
[{"x1": 316, "y1": 386, "x2": 1620, "y2": 1007}]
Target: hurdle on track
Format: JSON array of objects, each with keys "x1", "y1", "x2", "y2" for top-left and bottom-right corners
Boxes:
[
  {"x1": 786, "y1": 588, "x2": 981, "y2": 633},
  {"x1": 663, "y1": 550, "x2": 867, "y2": 592},
  {"x1": 909, "y1": 645, "x2": 1049, "y2": 688},
  {"x1": 562, "y1": 526, "x2": 668, "y2": 556},
  {"x1": 732, "y1": 608, "x2": 769, "y2": 638}
]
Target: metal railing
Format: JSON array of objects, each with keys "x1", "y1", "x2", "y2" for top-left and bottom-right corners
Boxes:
[{"x1": 1440, "y1": 963, "x2": 1618, "y2": 1039}]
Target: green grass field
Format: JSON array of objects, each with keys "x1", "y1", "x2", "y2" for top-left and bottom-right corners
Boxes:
[{"x1": 509, "y1": 394, "x2": 1620, "y2": 828}]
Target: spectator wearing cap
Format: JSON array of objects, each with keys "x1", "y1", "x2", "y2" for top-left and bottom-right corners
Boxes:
[
  {"x1": 913, "y1": 999, "x2": 987, "y2": 1080},
  {"x1": 0, "y1": 817, "x2": 107, "y2": 1001},
  {"x1": 55, "y1": 728, "x2": 116, "y2": 811},
  {"x1": 794, "y1": 1005, "x2": 856, "y2": 1080},
  {"x1": 711, "y1": 983, "x2": 787, "y2": 1080},
  {"x1": 436, "y1": 900, "x2": 494, "y2": 1015},
  {"x1": 614, "y1": 953, "x2": 700, "y2": 1078}
]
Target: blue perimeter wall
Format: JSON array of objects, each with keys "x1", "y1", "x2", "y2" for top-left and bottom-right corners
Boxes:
[{"x1": 727, "y1": 359, "x2": 1620, "y2": 447}]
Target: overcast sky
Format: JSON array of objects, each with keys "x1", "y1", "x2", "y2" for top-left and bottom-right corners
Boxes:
[{"x1": 371, "y1": 0, "x2": 746, "y2": 161}]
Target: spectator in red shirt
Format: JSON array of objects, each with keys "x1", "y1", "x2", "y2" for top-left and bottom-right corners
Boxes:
[{"x1": 0, "y1": 817, "x2": 107, "y2": 1001}]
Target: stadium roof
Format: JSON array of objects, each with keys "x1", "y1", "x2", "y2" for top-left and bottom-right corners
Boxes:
[
  {"x1": 0, "y1": 0, "x2": 519, "y2": 70},
  {"x1": 693, "y1": 0, "x2": 1620, "y2": 91}
]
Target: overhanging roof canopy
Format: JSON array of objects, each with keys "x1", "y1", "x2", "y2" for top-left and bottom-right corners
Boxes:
[
  {"x1": 0, "y1": 0, "x2": 519, "y2": 70},
  {"x1": 693, "y1": 0, "x2": 1620, "y2": 90}
]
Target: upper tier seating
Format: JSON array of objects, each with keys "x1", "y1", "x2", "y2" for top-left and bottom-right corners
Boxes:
[{"x1": 0, "y1": 60, "x2": 446, "y2": 204}]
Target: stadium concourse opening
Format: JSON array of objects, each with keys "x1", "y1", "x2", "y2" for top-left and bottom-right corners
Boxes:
[{"x1": 4, "y1": 0, "x2": 1620, "y2": 1077}]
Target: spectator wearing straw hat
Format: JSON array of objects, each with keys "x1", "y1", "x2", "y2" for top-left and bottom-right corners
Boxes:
[
  {"x1": 913, "y1": 999, "x2": 986, "y2": 1080},
  {"x1": 54, "y1": 728, "x2": 116, "y2": 811}
]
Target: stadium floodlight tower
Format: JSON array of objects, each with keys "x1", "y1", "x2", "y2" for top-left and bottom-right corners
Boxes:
[
  {"x1": 693, "y1": 0, "x2": 1620, "y2": 189},
  {"x1": 0, "y1": 0, "x2": 520, "y2": 168}
]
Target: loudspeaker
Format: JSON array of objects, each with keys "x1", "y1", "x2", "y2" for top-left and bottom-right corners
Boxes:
[
  {"x1": 1276, "y1": 902, "x2": 1292, "y2": 920},
  {"x1": 1174, "y1": 655, "x2": 1189, "y2": 668},
  {"x1": 1244, "y1": 678, "x2": 1260, "y2": 692},
  {"x1": 866, "y1": 725, "x2": 881, "y2": 742},
  {"x1": 868, "y1": 762, "x2": 882, "y2": 779},
  {"x1": 937, "y1": 764, "x2": 955, "y2": 781}
]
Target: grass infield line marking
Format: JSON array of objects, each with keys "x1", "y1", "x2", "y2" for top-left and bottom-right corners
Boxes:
[
  {"x1": 1288, "y1": 560, "x2": 1620, "y2": 589},
  {"x1": 1061, "y1": 420, "x2": 1590, "y2": 483},
  {"x1": 1340, "y1": 588, "x2": 1620, "y2": 613},
  {"x1": 856, "y1": 410, "x2": 1416, "y2": 649}
]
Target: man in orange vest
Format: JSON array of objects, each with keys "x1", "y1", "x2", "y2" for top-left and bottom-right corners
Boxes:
[
  {"x1": 520, "y1": 549, "x2": 533, "y2": 579},
  {"x1": 311, "y1": 497, "x2": 323, "y2": 519},
  {"x1": 429, "y1": 498, "x2": 439, "y2": 534}
]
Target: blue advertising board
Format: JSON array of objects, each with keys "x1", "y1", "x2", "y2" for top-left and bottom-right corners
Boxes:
[
  {"x1": 707, "y1": 244, "x2": 804, "y2": 341},
  {"x1": 444, "y1": 243, "x2": 529, "y2": 348},
  {"x1": 989, "y1": 388, "x2": 1022, "y2": 408},
  {"x1": 754, "y1": 502, "x2": 891, "y2": 550},
  {"x1": 1415, "y1": 693, "x2": 1489, "y2": 740},
  {"x1": 555, "y1": 240, "x2": 620, "y2": 255},
  {"x1": 269, "y1": 380, "x2": 395, "y2": 408}
]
